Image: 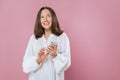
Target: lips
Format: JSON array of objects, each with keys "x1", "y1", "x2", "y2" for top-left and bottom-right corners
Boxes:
[{"x1": 43, "y1": 21, "x2": 50, "y2": 26}]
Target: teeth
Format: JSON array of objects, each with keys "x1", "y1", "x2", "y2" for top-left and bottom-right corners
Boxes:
[{"x1": 44, "y1": 22, "x2": 49, "y2": 25}]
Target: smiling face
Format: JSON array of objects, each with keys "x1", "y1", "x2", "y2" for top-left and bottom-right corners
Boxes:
[
  {"x1": 40, "y1": 9, "x2": 52, "y2": 30},
  {"x1": 34, "y1": 7, "x2": 63, "y2": 39}
]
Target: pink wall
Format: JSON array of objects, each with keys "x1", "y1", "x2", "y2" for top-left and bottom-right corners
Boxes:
[{"x1": 0, "y1": 0, "x2": 120, "y2": 80}]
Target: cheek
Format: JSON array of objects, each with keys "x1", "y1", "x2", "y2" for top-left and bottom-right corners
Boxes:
[
  {"x1": 40, "y1": 20, "x2": 44, "y2": 26},
  {"x1": 49, "y1": 18, "x2": 52, "y2": 22},
  {"x1": 40, "y1": 19, "x2": 43, "y2": 23}
]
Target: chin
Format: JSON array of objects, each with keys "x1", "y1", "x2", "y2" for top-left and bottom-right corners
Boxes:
[
  {"x1": 44, "y1": 27, "x2": 51, "y2": 30},
  {"x1": 43, "y1": 25, "x2": 51, "y2": 30}
]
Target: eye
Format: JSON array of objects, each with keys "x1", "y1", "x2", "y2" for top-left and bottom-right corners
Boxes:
[
  {"x1": 47, "y1": 15, "x2": 51, "y2": 18},
  {"x1": 41, "y1": 16, "x2": 44, "y2": 18}
]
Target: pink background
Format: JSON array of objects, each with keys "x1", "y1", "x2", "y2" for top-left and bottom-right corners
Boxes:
[{"x1": 0, "y1": 0, "x2": 120, "y2": 80}]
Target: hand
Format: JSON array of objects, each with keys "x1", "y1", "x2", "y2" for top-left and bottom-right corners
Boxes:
[
  {"x1": 47, "y1": 45, "x2": 57, "y2": 58},
  {"x1": 36, "y1": 48, "x2": 48, "y2": 64}
]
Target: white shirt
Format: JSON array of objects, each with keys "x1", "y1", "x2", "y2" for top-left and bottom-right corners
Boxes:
[{"x1": 22, "y1": 32, "x2": 71, "y2": 80}]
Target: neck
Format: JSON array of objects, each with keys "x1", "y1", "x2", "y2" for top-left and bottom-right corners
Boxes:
[
  {"x1": 45, "y1": 29, "x2": 52, "y2": 35},
  {"x1": 44, "y1": 29, "x2": 52, "y2": 40}
]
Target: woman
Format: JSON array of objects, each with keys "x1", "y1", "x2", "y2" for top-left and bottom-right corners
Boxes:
[{"x1": 22, "y1": 6, "x2": 71, "y2": 80}]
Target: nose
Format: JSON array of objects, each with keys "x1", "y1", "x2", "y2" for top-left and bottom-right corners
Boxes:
[{"x1": 44, "y1": 17, "x2": 48, "y2": 21}]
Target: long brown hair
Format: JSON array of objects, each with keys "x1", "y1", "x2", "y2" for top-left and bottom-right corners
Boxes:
[{"x1": 34, "y1": 6, "x2": 63, "y2": 39}]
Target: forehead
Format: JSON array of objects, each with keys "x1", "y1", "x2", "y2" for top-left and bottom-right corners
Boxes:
[{"x1": 41, "y1": 9, "x2": 51, "y2": 15}]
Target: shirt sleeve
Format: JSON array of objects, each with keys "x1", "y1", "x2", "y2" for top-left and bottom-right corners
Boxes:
[
  {"x1": 22, "y1": 35, "x2": 41, "y2": 73},
  {"x1": 52, "y1": 33, "x2": 71, "y2": 73}
]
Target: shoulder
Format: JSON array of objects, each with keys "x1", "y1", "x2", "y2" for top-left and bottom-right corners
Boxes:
[
  {"x1": 28, "y1": 34, "x2": 36, "y2": 42},
  {"x1": 58, "y1": 32, "x2": 70, "y2": 41},
  {"x1": 30, "y1": 34, "x2": 35, "y2": 39},
  {"x1": 59, "y1": 32, "x2": 68, "y2": 38},
  {"x1": 29, "y1": 34, "x2": 44, "y2": 41}
]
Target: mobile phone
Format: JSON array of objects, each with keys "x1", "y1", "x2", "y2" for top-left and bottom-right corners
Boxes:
[{"x1": 49, "y1": 41, "x2": 58, "y2": 48}]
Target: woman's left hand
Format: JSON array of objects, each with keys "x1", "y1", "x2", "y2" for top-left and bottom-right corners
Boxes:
[{"x1": 47, "y1": 45, "x2": 57, "y2": 58}]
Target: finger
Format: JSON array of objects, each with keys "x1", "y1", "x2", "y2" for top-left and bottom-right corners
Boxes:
[
  {"x1": 52, "y1": 45, "x2": 57, "y2": 48},
  {"x1": 41, "y1": 50, "x2": 44, "y2": 53},
  {"x1": 39, "y1": 49, "x2": 45, "y2": 54},
  {"x1": 44, "y1": 53, "x2": 49, "y2": 57},
  {"x1": 48, "y1": 46, "x2": 53, "y2": 50},
  {"x1": 42, "y1": 47, "x2": 46, "y2": 50},
  {"x1": 46, "y1": 48, "x2": 52, "y2": 54},
  {"x1": 40, "y1": 47, "x2": 46, "y2": 51},
  {"x1": 49, "y1": 45, "x2": 57, "y2": 49},
  {"x1": 49, "y1": 45, "x2": 54, "y2": 49},
  {"x1": 39, "y1": 51, "x2": 44, "y2": 55},
  {"x1": 41, "y1": 48, "x2": 45, "y2": 51},
  {"x1": 46, "y1": 48, "x2": 50, "y2": 52},
  {"x1": 40, "y1": 48, "x2": 45, "y2": 52}
]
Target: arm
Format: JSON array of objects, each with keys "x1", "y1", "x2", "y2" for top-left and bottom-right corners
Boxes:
[
  {"x1": 22, "y1": 35, "x2": 41, "y2": 73},
  {"x1": 52, "y1": 33, "x2": 71, "y2": 73}
]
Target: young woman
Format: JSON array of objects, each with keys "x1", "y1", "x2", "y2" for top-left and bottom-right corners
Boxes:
[{"x1": 22, "y1": 6, "x2": 71, "y2": 80}]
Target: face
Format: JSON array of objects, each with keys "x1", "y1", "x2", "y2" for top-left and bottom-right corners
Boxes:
[{"x1": 40, "y1": 9, "x2": 52, "y2": 30}]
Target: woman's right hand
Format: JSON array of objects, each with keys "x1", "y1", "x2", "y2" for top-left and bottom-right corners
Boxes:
[{"x1": 36, "y1": 48, "x2": 48, "y2": 64}]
